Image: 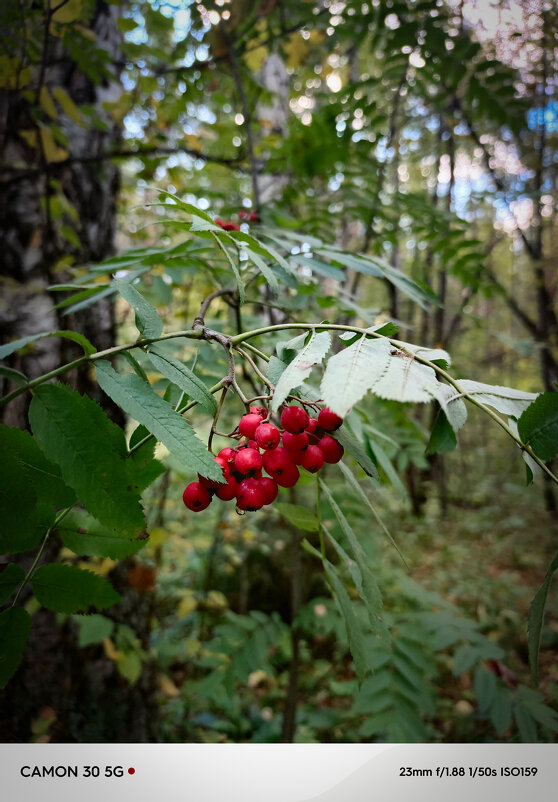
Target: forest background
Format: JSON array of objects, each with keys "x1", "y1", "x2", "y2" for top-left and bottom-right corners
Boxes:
[{"x1": 0, "y1": 0, "x2": 557, "y2": 744}]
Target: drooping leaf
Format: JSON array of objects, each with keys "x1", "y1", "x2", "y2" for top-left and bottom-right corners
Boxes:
[
  {"x1": 58, "y1": 509, "x2": 148, "y2": 559},
  {"x1": 75, "y1": 614, "x2": 115, "y2": 647},
  {"x1": 29, "y1": 384, "x2": 145, "y2": 537},
  {"x1": 114, "y1": 280, "x2": 163, "y2": 340},
  {"x1": 272, "y1": 331, "x2": 331, "y2": 410},
  {"x1": 518, "y1": 392, "x2": 558, "y2": 462},
  {"x1": 94, "y1": 360, "x2": 222, "y2": 481},
  {"x1": 0, "y1": 329, "x2": 95, "y2": 359},
  {"x1": 0, "y1": 564, "x2": 25, "y2": 605},
  {"x1": 335, "y1": 426, "x2": 380, "y2": 481},
  {"x1": 147, "y1": 345, "x2": 217, "y2": 415},
  {"x1": 0, "y1": 607, "x2": 32, "y2": 689},
  {"x1": 528, "y1": 550, "x2": 558, "y2": 684},
  {"x1": 210, "y1": 232, "x2": 245, "y2": 304},
  {"x1": 275, "y1": 503, "x2": 319, "y2": 531},
  {"x1": 32, "y1": 564, "x2": 121, "y2": 613},
  {"x1": 320, "y1": 481, "x2": 389, "y2": 647},
  {"x1": 426, "y1": 409, "x2": 457, "y2": 455},
  {"x1": 0, "y1": 365, "x2": 28, "y2": 387},
  {"x1": 323, "y1": 560, "x2": 369, "y2": 685}
]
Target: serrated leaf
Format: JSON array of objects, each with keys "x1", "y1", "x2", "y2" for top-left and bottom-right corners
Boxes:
[
  {"x1": 0, "y1": 329, "x2": 95, "y2": 359},
  {"x1": 94, "y1": 360, "x2": 222, "y2": 481},
  {"x1": 452, "y1": 643, "x2": 478, "y2": 675},
  {"x1": 267, "y1": 355, "x2": 288, "y2": 386},
  {"x1": 275, "y1": 503, "x2": 319, "y2": 531},
  {"x1": 210, "y1": 232, "x2": 245, "y2": 303},
  {"x1": 29, "y1": 384, "x2": 145, "y2": 537},
  {"x1": 59, "y1": 509, "x2": 147, "y2": 559},
  {"x1": 75, "y1": 614, "x2": 115, "y2": 647},
  {"x1": 32, "y1": 564, "x2": 121, "y2": 613},
  {"x1": 490, "y1": 689, "x2": 512, "y2": 735},
  {"x1": 514, "y1": 704, "x2": 538, "y2": 742},
  {"x1": 0, "y1": 607, "x2": 32, "y2": 689},
  {"x1": 323, "y1": 560, "x2": 369, "y2": 686},
  {"x1": 0, "y1": 446, "x2": 43, "y2": 554},
  {"x1": 518, "y1": 392, "x2": 558, "y2": 462},
  {"x1": 146, "y1": 188, "x2": 214, "y2": 223},
  {"x1": 147, "y1": 345, "x2": 217, "y2": 415},
  {"x1": 272, "y1": 331, "x2": 331, "y2": 410},
  {"x1": 450, "y1": 380, "x2": 538, "y2": 418},
  {"x1": 115, "y1": 280, "x2": 162, "y2": 340},
  {"x1": 335, "y1": 426, "x2": 379, "y2": 480},
  {"x1": 0, "y1": 564, "x2": 25, "y2": 605},
  {"x1": 244, "y1": 248, "x2": 278, "y2": 294},
  {"x1": 528, "y1": 550, "x2": 558, "y2": 684}
]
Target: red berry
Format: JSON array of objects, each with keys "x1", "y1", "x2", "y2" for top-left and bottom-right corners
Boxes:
[
  {"x1": 305, "y1": 418, "x2": 318, "y2": 434},
  {"x1": 318, "y1": 435, "x2": 344, "y2": 464},
  {"x1": 199, "y1": 456, "x2": 229, "y2": 488},
  {"x1": 218, "y1": 446, "x2": 237, "y2": 464},
  {"x1": 301, "y1": 445, "x2": 325, "y2": 473},
  {"x1": 247, "y1": 439, "x2": 260, "y2": 450},
  {"x1": 281, "y1": 405, "x2": 309, "y2": 434},
  {"x1": 238, "y1": 413, "x2": 264, "y2": 438},
  {"x1": 183, "y1": 482, "x2": 212, "y2": 511},
  {"x1": 234, "y1": 447, "x2": 263, "y2": 476},
  {"x1": 248, "y1": 212, "x2": 259, "y2": 222},
  {"x1": 275, "y1": 463, "x2": 300, "y2": 488},
  {"x1": 216, "y1": 475, "x2": 240, "y2": 501},
  {"x1": 317, "y1": 407, "x2": 343, "y2": 432},
  {"x1": 287, "y1": 449, "x2": 306, "y2": 465},
  {"x1": 217, "y1": 219, "x2": 240, "y2": 231},
  {"x1": 282, "y1": 431, "x2": 309, "y2": 452},
  {"x1": 236, "y1": 478, "x2": 266, "y2": 511},
  {"x1": 249, "y1": 405, "x2": 268, "y2": 418},
  {"x1": 259, "y1": 476, "x2": 278, "y2": 505},
  {"x1": 255, "y1": 422, "x2": 281, "y2": 450},
  {"x1": 262, "y1": 447, "x2": 293, "y2": 477},
  {"x1": 238, "y1": 209, "x2": 248, "y2": 219}
]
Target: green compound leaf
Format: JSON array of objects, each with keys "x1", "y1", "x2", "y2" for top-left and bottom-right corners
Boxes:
[
  {"x1": 115, "y1": 280, "x2": 163, "y2": 340},
  {"x1": 58, "y1": 509, "x2": 148, "y2": 559},
  {"x1": 0, "y1": 329, "x2": 95, "y2": 359},
  {"x1": 275, "y1": 503, "x2": 319, "y2": 532},
  {"x1": 32, "y1": 564, "x2": 121, "y2": 613},
  {"x1": 0, "y1": 607, "x2": 32, "y2": 689},
  {"x1": 0, "y1": 564, "x2": 25, "y2": 605},
  {"x1": 147, "y1": 345, "x2": 217, "y2": 415},
  {"x1": 29, "y1": 384, "x2": 145, "y2": 538},
  {"x1": 518, "y1": 392, "x2": 558, "y2": 462},
  {"x1": 95, "y1": 360, "x2": 222, "y2": 482}
]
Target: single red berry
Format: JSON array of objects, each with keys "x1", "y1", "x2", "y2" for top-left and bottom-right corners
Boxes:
[
  {"x1": 236, "y1": 478, "x2": 266, "y2": 511},
  {"x1": 238, "y1": 413, "x2": 264, "y2": 439},
  {"x1": 301, "y1": 445, "x2": 325, "y2": 473},
  {"x1": 216, "y1": 475, "x2": 240, "y2": 501},
  {"x1": 218, "y1": 220, "x2": 240, "y2": 231},
  {"x1": 259, "y1": 476, "x2": 278, "y2": 505},
  {"x1": 262, "y1": 447, "x2": 293, "y2": 477},
  {"x1": 317, "y1": 407, "x2": 343, "y2": 432},
  {"x1": 199, "y1": 456, "x2": 229, "y2": 488},
  {"x1": 281, "y1": 405, "x2": 309, "y2": 434},
  {"x1": 183, "y1": 482, "x2": 212, "y2": 511},
  {"x1": 255, "y1": 422, "x2": 281, "y2": 450},
  {"x1": 282, "y1": 431, "x2": 309, "y2": 452},
  {"x1": 246, "y1": 439, "x2": 260, "y2": 450},
  {"x1": 275, "y1": 463, "x2": 300, "y2": 488},
  {"x1": 218, "y1": 446, "x2": 237, "y2": 464},
  {"x1": 248, "y1": 212, "x2": 259, "y2": 222},
  {"x1": 249, "y1": 405, "x2": 268, "y2": 419},
  {"x1": 318, "y1": 435, "x2": 344, "y2": 464},
  {"x1": 238, "y1": 209, "x2": 248, "y2": 219},
  {"x1": 305, "y1": 417, "x2": 319, "y2": 434},
  {"x1": 234, "y1": 447, "x2": 263, "y2": 477}
]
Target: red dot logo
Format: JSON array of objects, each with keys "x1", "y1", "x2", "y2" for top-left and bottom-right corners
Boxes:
[{"x1": 128, "y1": 768, "x2": 135, "y2": 775}]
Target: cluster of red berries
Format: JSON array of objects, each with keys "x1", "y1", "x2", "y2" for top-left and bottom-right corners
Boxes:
[
  {"x1": 215, "y1": 211, "x2": 259, "y2": 231},
  {"x1": 183, "y1": 404, "x2": 344, "y2": 514}
]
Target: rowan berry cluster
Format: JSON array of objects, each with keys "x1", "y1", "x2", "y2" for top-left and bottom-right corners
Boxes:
[{"x1": 183, "y1": 404, "x2": 344, "y2": 514}]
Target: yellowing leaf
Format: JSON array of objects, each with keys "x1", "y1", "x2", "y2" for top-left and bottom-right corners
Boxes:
[
  {"x1": 284, "y1": 32, "x2": 309, "y2": 68},
  {"x1": 177, "y1": 595, "x2": 197, "y2": 618},
  {"x1": 51, "y1": 0, "x2": 82, "y2": 23},
  {"x1": 103, "y1": 637, "x2": 123, "y2": 662},
  {"x1": 158, "y1": 674, "x2": 180, "y2": 697},
  {"x1": 0, "y1": 58, "x2": 32, "y2": 89},
  {"x1": 39, "y1": 127, "x2": 68, "y2": 162},
  {"x1": 51, "y1": 87, "x2": 83, "y2": 125},
  {"x1": 19, "y1": 129, "x2": 38, "y2": 149},
  {"x1": 244, "y1": 45, "x2": 269, "y2": 73},
  {"x1": 40, "y1": 87, "x2": 58, "y2": 119}
]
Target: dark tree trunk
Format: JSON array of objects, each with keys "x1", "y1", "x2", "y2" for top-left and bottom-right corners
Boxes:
[{"x1": 0, "y1": 1, "x2": 160, "y2": 742}]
